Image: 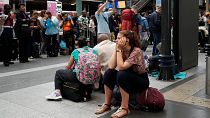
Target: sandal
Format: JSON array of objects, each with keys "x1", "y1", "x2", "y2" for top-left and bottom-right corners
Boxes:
[
  {"x1": 95, "y1": 104, "x2": 111, "y2": 114},
  {"x1": 111, "y1": 107, "x2": 130, "y2": 118}
]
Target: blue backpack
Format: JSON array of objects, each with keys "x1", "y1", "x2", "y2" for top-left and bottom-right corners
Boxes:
[{"x1": 140, "y1": 17, "x2": 149, "y2": 31}]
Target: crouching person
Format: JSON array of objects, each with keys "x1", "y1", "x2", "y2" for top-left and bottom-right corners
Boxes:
[
  {"x1": 95, "y1": 30, "x2": 150, "y2": 118},
  {"x1": 46, "y1": 37, "x2": 97, "y2": 101}
]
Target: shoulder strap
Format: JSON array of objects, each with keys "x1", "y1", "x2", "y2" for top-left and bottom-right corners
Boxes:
[{"x1": 102, "y1": 14, "x2": 108, "y2": 24}]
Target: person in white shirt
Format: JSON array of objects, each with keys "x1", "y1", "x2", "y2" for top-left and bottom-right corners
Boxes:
[{"x1": 95, "y1": 0, "x2": 116, "y2": 39}]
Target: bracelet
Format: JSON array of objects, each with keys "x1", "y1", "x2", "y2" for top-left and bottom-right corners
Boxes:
[{"x1": 116, "y1": 49, "x2": 121, "y2": 52}]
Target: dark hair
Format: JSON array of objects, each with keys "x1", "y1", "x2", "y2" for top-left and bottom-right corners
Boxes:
[
  {"x1": 57, "y1": 14, "x2": 63, "y2": 20},
  {"x1": 45, "y1": 11, "x2": 52, "y2": 18},
  {"x1": 119, "y1": 30, "x2": 141, "y2": 48},
  {"x1": 3, "y1": 4, "x2": 11, "y2": 15},
  {"x1": 18, "y1": 4, "x2": 25, "y2": 9},
  {"x1": 77, "y1": 36, "x2": 87, "y2": 48},
  {"x1": 40, "y1": 10, "x2": 46, "y2": 17}
]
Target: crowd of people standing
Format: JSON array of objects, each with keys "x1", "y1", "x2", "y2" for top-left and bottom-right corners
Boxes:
[{"x1": 0, "y1": 2, "x2": 161, "y2": 67}]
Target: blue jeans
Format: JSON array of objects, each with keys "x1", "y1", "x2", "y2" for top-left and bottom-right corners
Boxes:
[{"x1": 152, "y1": 32, "x2": 161, "y2": 55}]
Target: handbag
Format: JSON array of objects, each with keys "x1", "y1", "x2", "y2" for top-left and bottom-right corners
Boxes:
[
  {"x1": 59, "y1": 40, "x2": 67, "y2": 49},
  {"x1": 137, "y1": 87, "x2": 165, "y2": 111},
  {"x1": 61, "y1": 82, "x2": 85, "y2": 102}
]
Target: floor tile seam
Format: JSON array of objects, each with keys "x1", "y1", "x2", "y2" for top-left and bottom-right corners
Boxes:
[
  {"x1": 183, "y1": 97, "x2": 210, "y2": 109},
  {"x1": 160, "y1": 70, "x2": 205, "y2": 93},
  {"x1": 164, "y1": 76, "x2": 205, "y2": 96},
  {"x1": 164, "y1": 86, "x2": 205, "y2": 102},
  {"x1": 166, "y1": 95, "x2": 210, "y2": 109},
  {"x1": 0, "y1": 81, "x2": 54, "y2": 95},
  {"x1": 189, "y1": 95, "x2": 210, "y2": 102},
  {"x1": 0, "y1": 79, "x2": 28, "y2": 88}
]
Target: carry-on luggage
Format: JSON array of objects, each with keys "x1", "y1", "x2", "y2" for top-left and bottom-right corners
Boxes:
[
  {"x1": 61, "y1": 82, "x2": 85, "y2": 102},
  {"x1": 112, "y1": 86, "x2": 165, "y2": 111},
  {"x1": 61, "y1": 81, "x2": 92, "y2": 102}
]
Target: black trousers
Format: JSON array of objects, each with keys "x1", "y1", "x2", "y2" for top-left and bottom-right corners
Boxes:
[
  {"x1": 46, "y1": 34, "x2": 58, "y2": 56},
  {"x1": 54, "y1": 69, "x2": 92, "y2": 94},
  {"x1": 0, "y1": 28, "x2": 13, "y2": 63},
  {"x1": 103, "y1": 69, "x2": 150, "y2": 94},
  {"x1": 18, "y1": 27, "x2": 31, "y2": 62},
  {"x1": 63, "y1": 30, "x2": 74, "y2": 53}
]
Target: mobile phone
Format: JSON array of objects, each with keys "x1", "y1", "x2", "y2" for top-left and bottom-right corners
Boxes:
[{"x1": 0, "y1": 14, "x2": 8, "y2": 20}]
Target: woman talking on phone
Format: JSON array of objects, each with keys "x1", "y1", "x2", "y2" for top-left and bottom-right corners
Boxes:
[{"x1": 95, "y1": 30, "x2": 150, "y2": 118}]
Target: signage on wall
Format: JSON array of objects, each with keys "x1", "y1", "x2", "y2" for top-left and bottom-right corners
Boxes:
[
  {"x1": 56, "y1": 1, "x2": 62, "y2": 14},
  {"x1": 47, "y1": 1, "x2": 57, "y2": 16},
  {"x1": 0, "y1": 0, "x2": 9, "y2": 4},
  {"x1": 156, "y1": 0, "x2": 161, "y2": 7},
  {"x1": 0, "y1": 0, "x2": 9, "y2": 9}
]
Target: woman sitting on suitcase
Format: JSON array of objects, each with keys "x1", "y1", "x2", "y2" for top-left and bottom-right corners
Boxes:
[
  {"x1": 95, "y1": 30, "x2": 150, "y2": 118},
  {"x1": 46, "y1": 37, "x2": 97, "y2": 101}
]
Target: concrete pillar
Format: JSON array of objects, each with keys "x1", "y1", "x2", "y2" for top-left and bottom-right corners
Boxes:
[{"x1": 76, "y1": 0, "x2": 82, "y2": 16}]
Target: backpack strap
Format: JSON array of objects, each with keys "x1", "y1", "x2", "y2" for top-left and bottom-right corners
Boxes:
[
  {"x1": 102, "y1": 14, "x2": 109, "y2": 25},
  {"x1": 77, "y1": 47, "x2": 92, "y2": 53}
]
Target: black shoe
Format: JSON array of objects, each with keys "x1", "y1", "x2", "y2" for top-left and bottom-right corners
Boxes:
[
  {"x1": 83, "y1": 94, "x2": 91, "y2": 102},
  {"x1": 20, "y1": 60, "x2": 26, "y2": 63},
  {"x1": 86, "y1": 94, "x2": 92, "y2": 100},
  {"x1": 8, "y1": 61, "x2": 14, "y2": 64},
  {"x1": 3, "y1": 62, "x2": 9, "y2": 67}
]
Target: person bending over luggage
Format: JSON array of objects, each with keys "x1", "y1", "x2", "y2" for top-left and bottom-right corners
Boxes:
[
  {"x1": 46, "y1": 37, "x2": 97, "y2": 101},
  {"x1": 95, "y1": 30, "x2": 150, "y2": 118}
]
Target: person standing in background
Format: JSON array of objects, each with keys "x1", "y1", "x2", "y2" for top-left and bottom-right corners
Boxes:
[
  {"x1": 149, "y1": 6, "x2": 161, "y2": 56},
  {"x1": 0, "y1": 4, "x2": 15, "y2": 66},
  {"x1": 30, "y1": 11, "x2": 41, "y2": 44},
  {"x1": 63, "y1": 13, "x2": 74, "y2": 53},
  {"x1": 14, "y1": 4, "x2": 31, "y2": 63},
  {"x1": 89, "y1": 15, "x2": 97, "y2": 47},
  {"x1": 45, "y1": 11, "x2": 59, "y2": 57},
  {"x1": 78, "y1": 11, "x2": 89, "y2": 38},
  {"x1": 38, "y1": 10, "x2": 47, "y2": 58},
  {"x1": 95, "y1": 0, "x2": 116, "y2": 40},
  {"x1": 30, "y1": 10, "x2": 42, "y2": 58}
]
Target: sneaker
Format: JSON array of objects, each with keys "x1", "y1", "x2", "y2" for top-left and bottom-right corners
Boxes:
[
  {"x1": 45, "y1": 91, "x2": 62, "y2": 101},
  {"x1": 41, "y1": 54, "x2": 47, "y2": 58}
]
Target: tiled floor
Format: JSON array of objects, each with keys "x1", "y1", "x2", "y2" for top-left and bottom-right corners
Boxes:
[{"x1": 164, "y1": 74, "x2": 210, "y2": 108}]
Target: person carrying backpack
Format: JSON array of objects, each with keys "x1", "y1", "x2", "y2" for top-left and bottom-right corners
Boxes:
[{"x1": 46, "y1": 37, "x2": 100, "y2": 101}]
